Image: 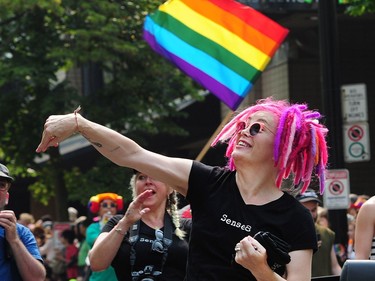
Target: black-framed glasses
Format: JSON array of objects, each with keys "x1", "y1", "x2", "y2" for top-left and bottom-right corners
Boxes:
[
  {"x1": 100, "y1": 202, "x2": 116, "y2": 208},
  {"x1": 151, "y1": 229, "x2": 164, "y2": 253},
  {"x1": 0, "y1": 180, "x2": 10, "y2": 191},
  {"x1": 236, "y1": 121, "x2": 275, "y2": 136}
]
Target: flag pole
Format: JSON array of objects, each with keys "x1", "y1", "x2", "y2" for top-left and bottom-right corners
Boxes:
[{"x1": 195, "y1": 110, "x2": 233, "y2": 161}]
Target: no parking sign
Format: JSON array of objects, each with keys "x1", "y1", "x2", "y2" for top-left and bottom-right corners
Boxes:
[
  {"x1": 323, "y1": 169, "x2": 350, "y2": 210},
  {"x1": 343, "y1": 122, "x2": 371, "y2": 162}
]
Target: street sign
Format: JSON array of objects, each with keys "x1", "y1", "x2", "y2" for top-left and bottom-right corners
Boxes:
[
  {"x1": 323, "y1": 169, "x2": 350, "y2": 210},
  {"x1": 343, "y1": 122, "x2": 371, "y2": 162},
  {"x1": 341, "y1": 83, "x2": 368, "y2": 123}
]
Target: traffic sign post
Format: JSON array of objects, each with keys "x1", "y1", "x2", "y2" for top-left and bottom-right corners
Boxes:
[
  {"x1": 323, "y1": 169, "x2": 350, "y2": 210},
  {"x1": 341, "y1": 83, "x2": 368, "y2": 123},
  {"x1": 343, "y1": 122, "x2": 371, "y2": 162},
  {"x1": 341, "y1": 83, "x2": 370, "y2": 163}
]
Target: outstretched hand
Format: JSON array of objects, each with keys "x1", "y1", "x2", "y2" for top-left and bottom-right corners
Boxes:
[{"x1": 36, "y1": 113, "x2": 77, "y2": 153}]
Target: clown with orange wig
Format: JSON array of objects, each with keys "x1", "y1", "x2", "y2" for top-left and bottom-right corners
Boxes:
[{"x1": 37, "y1": 97, "x2": 329, "y2": 281}]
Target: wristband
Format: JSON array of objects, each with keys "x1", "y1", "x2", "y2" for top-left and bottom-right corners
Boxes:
[
  {"x1": 74, "y1": 105, "x2": 81, "y2": 133},
  {"x1": 114, "y1": 227, "x2": 126, "y2": 236}
]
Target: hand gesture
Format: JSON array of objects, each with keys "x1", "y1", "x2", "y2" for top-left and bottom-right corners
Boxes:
[
  {"x1": 0, "y1": 210, "x2": 19, "y2": 243},
  {"x1": 120, "y1": 190, "x2": 153, "y2": 226},
  {"x1": 36, "y1": 107, "x2": 81, "y2": 153}
]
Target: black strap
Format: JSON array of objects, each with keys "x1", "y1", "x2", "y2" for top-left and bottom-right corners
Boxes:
[
  {"x1": 129, "y1": 220, "x2": 140, "y2": 245},
  {"x1": 4, "y1": 239, "x2": 12, "y2": 260},
  {"x1": 129, "y1": 213, "x2": 173, "y2": 278}
]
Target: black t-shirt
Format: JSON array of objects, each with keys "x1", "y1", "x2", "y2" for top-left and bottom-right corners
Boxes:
[
  {"x1": 186, "y1": 161, "x2": 317, "y2": 281},
  {"x1": 102, "y1": 215, "x2": 189, "y2": 281}
]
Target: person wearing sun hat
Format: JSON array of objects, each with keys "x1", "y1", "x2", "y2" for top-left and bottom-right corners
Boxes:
[
  {"x1": 0, "y1": 163, "x2": 14, "y2": 182},
  {"x1": 0, "y1": 163, "x2": 46, "y2": 281},
  {"x1": 296, "y1": 189, "x2": 342, "y2": 277}
]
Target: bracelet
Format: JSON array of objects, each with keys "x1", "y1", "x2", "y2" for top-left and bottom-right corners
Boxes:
[
  {"x1": 74, "y1": 105, "x2": 81, "y2": 133},
  {"x1": 114, "y1": 227, "x2": 126, "y2": 236}
]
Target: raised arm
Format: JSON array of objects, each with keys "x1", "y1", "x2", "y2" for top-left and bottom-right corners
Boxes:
[{"x1": 36, "y1": 111, "x2": 193, "y2": 196}]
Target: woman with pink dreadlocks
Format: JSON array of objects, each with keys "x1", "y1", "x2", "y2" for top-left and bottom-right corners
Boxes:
[{"x1": 36, "y1": 97, "x2": 328, "y2": 281}]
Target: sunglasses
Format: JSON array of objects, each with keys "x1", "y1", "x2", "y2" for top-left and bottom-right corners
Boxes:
[
  {"x1": 0, "y1": 181, "x2": 10, "y2": 191},
  {"x1": 151, "y1": 229, "x2": 164, "y2": 254},
  {"x1": 236, "y1": 121, "x2": 274, "y2": 136},
  {"x1": 100, "y1": 202, "x2": 117, "y2": 208}
]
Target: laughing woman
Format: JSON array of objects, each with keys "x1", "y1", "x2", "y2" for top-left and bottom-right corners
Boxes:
[
  {"x1": 88, "y1": 172, "x2": 190, "y2": 281},
  {"x1": 37, "y1": 97, "x2": 328, "y2": 281}
]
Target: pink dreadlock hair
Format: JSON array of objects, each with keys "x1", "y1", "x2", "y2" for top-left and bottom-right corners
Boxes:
[{"x1": 211, "y1": 97, "x2": 329, "y2": 194}]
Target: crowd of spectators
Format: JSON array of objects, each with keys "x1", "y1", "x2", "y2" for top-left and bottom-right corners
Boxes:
[{"x1": 13, "y1": 191, "x2": 375, "y2": 281}]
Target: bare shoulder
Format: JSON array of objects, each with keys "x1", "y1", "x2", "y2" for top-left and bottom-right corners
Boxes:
[
  {"x1": 361, "y1": 197, "x2": 375, "y2": 210},
  {"x1": 357, "y1": 197, "x2": 375, "y2": 222}
]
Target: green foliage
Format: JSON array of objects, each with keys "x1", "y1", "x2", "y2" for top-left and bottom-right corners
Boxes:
[
  {"x1": 344, "y1": 0, "x2": 375, "y2": 16},
  {"x1": 0, "y1": 0, "x2": 201, "y2": 217},
  {"x1": 28, "y1": 180, "x2": 54, "y2": 206},
  {"x1": 63, "y1": 158, "x2": 133, "y2": 205}
]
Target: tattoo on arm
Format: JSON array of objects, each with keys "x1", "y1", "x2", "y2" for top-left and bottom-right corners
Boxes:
[
  {"x1": 81, "y1": 132, "x2": 121, "y2": 151},
  {"x1": 110, "y1": 146, "x2": 120, "y2": 152},
  {"x1": 81, "y1": 133, "x2": 103, "y2": 148},
  {"x1": 91, "y1": 142, "x2": 103, "y2": 148}
]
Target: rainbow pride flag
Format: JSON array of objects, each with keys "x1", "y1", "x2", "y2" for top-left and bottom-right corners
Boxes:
[{"x1": 143, "y1": 0, "x2": 289, "y2": 110}]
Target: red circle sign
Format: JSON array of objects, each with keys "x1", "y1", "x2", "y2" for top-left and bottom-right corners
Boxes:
[
  {"x1": 348, "y1": 125, "x2": 363, "y2": 141},
  {"x1": 329, "y1": 180, "x2": 344, "y2": 195}
]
